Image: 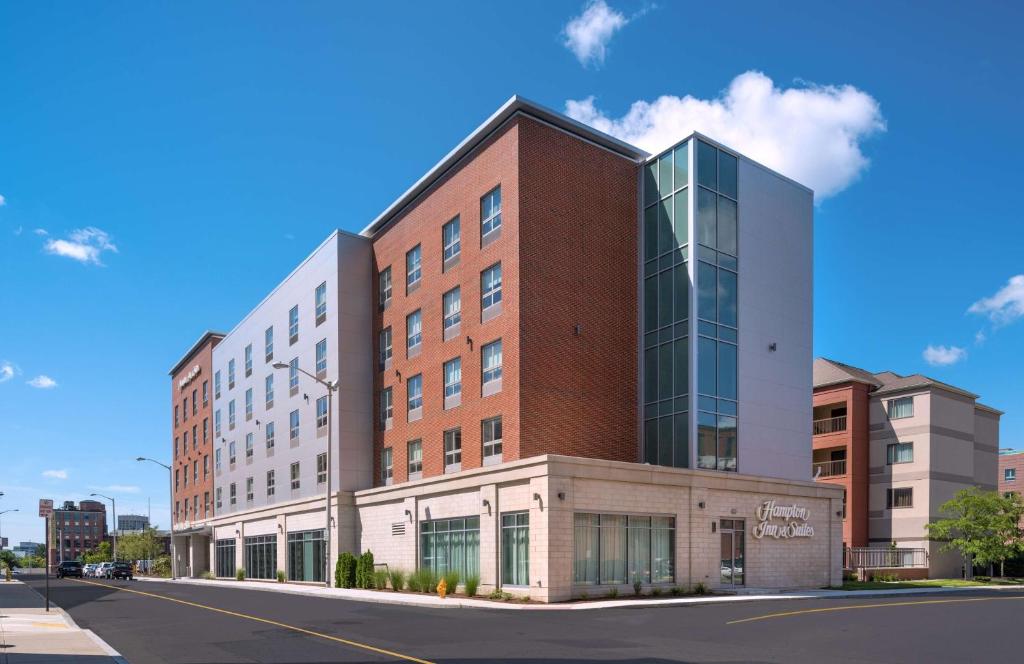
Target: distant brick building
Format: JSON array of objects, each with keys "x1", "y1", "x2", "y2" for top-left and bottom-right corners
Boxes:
[
  {"x1": 999, "y1": 451, "x2": 1024, "y2": 497},
  {"x1": 48, "y1": 500, "x2": 106, "y2": 565}
]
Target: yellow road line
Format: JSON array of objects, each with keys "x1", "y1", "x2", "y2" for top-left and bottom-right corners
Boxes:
[
  {"x1": 728, "y1": 595, "x2": 1024, "y2": 624},
  {"x1": 70, "y1": 578, "x2": 434, "y2": 663}
]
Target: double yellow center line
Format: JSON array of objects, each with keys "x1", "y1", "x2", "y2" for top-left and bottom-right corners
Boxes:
[{"x1": 71, "y1": 578, "x2": 434, "y2": 663}]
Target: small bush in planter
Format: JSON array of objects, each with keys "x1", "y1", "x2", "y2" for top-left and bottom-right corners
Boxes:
[
  {"x1": 372, "y1": 569, "x2": 389, "y2": 590},
  {"x1": 607, "y1": 587, "x2": 618, "y2": 598},
  {"x1": 442, "y1": 571, "x2": 460, "y2": 595},
  {"x1": 276, "y1": 569, "x2": 286, "y2": 583},
  {"x1": 651, "y1": 587, "x2": 662, "y2": 597},
  {"x1": 633, "y1": 577, "x2": 643, "y2": 596},
  {"x1": 355, "y1": 550, "x2": 375, "y2": 589},
  {"x1": 236, "y1": 568, "x2": 246, "y2": 581},
  {"x1": 388, "y1": 569, "x2": 406, "y2": 592},
  {"x1": 336, "y1": 552, "x2": 357, "y2": 589},
  {"x1": 464, "y1": 574, "x2": 480, "y2": 597},
  {"x1": 199, "y1": 570, "x2": 214, "y2": 580},
  {"x1": 693, "y1": 582, "x2": 707, "y2": 595}
]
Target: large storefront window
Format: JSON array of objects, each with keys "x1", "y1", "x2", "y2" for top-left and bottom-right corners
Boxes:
[
  {"x1": 573, "y1": 513, "x2": 674, "y2": 585},
  {"x1": 244, "y1": 534, "x2": 277, "y2": 580},
  {"x1": 501, "y1": 512, "x2": 529, "y2": 586},
  {"x1": 215, "y1": 538, "x2": 236, "y2": 578},
  {"x1": 719, "y1": 519, "x2": 745, "y2": 586},
  {"x1": 420, "y1": 516, "x2": 479, "y2": 579},
  {"x1": 287, "y1": 530, "x2": 325, "y2": 582}
]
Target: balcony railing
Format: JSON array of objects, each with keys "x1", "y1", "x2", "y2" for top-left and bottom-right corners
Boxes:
[
  {"x1": 813, "y1": 415, "x2": 847, "y2": 435},
  {"x1": 845, "y1": 547, "x2": 928, "y2": 569},
  {"x1": 813, "y1": 459, "x2": 847, "y2": 478}
]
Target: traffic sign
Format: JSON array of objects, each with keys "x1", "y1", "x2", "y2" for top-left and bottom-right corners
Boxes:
[{"x1": 38, "y1": 498, "x2": 53, "y2": 518}]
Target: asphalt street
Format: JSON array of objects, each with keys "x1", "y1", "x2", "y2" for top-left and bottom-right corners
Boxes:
[{"x1": 14, "y1": 574, "x2": 1024, "y2": 663}]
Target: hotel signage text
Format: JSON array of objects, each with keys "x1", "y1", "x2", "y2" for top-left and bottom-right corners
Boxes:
[
  {"x1": 178, "y1": 364, "x2": 201, "y2": 390},
  {"x1": 752, "y1": 500, "x2": 814, "y2": 539}
]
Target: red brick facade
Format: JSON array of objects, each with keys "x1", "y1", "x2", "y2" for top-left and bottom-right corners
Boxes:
[
  {"x1": 813, "y1": 382, "x2": 871, "y2": 547},
  {"x1": 999, "y1": 452, "x2": 1024, "y2": 497},
  {"x1": 170, "y1": 334, "x2": 221, "y2": 526},
  {"x1": 371, "y1": 115, "x2": 639, "y2": 486}
]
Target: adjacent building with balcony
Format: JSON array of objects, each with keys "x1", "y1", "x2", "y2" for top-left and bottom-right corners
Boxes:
[{"x1": 813, "y1": 358, "x2": 1000, "y2": 577}]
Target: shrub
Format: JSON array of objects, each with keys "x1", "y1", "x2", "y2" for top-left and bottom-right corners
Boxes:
[
  {"x1": 633, "y1": 577, "x2": 643, "y2": 596},
  {"x1": 236, "y1": 568, "x2": 246, "y2": 581},
  {"x1": 355, "y1": 551, "x2": 375, "y2": 589},
  {"x1": 464, "y1": 574, "x2": 480, "y2": 597},
  {"x1": 276, "y1": 569, "x2": 286, "y2": 583},
  {"x1": 607, "y1": 587, "x2": 619, "y2": 598},
  {"x1": 407, "y1": 570, "x2": 422, "y2": 593},
  {"x1": 651, "y1": 587, "x2": 662, "y2": 597},
  {"x1": 336, "y1": 552, "x2": 357, "y2": 589},
  {"x1": 152, "y1": 556, "x2": 171, "y2": 578},
  {"x1": 373, "y1": 569, "x2": 389, "y2": 590},
  {"x1": 693, "y1": 582, "x2": 707, "y2": 595},
  {"x1": 578, "y1": 591, "x2": 589, "y2": 601},
  {"x1": 388, "y1": 569, "x2": 407, "y2": 592},
  {"x1": 488, "y1": 588, "x2": 513, "y2": 601},
  {"x1": 424, "y1": 569, "x2": 439, "y2": 594},
  {"x1": 670, "y1": 586, "x2": 683, "y2": 596},
  {"x1": 442, "y1": 571, "x2": 460, "y2": 594},
  {"x1": 199, "y1": 570, "x2": 214, "y2": 580}
]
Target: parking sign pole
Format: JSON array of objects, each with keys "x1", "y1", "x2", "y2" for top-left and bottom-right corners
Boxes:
[{"x1": 44, "y1": 514, "x2": 50, "y2": 611}]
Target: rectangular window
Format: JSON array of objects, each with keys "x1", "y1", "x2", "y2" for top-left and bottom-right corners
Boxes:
[
  {"x1": 193, "y1": 460, "x2": 198, "y2": 482},
  {"x1": 215, "y1": 539, "x2": 235, "y2": 578},
  {"x1": 481, "y1": 186, "x2": 501, "y2": 238},
  {"x1": 228, "y1": 359, "x2": 235, "y2": 389},
  {"x1": 481, "y1": 263, "x2": 502, "y2": 312},
  {"x1": 380, "y1": 387, "x2": 393, "y2": 428},
  {"x1": 228, "y1": 399, "x2": 236, "y2": 429},
  {"x1": 183, "y1": 431, "x2": 190, "y2": 453},
  {"x1": 192, "y1": 388, "x2": 198, "y2": 416},
  {"x1": 203, "y1": 380, "x2": 209, "y2": 406},
  {"x1": 290, "y1": 409, "x2": 300, "y2": 440},
  {"x1": 420, "y1": 516, "x2": 480, "y2": 579},
  {"x1": 289, "y1": 357, "x2": 299, "y2": 392},
  {"x1": 288, "y1": 530, "x2": 326, "y2": 583},
  {"x1": 482, "y1": 416, "x2": 502, "y2": 462},
  {"x1": 888, "y1": 397, "x2": 914, "y2": 419},
  {"x1": 265, "y1": 326, "x2": 274, "y2": 362},
  {"x1": 887, "y1": 487, "x2": 913, "y2": 509},
  {"x1": 379, "y1": 327, "x2": 392, "y2": 369},
  {"x1": 407, "y1": 310, "x2": 422, "y2": 353},
  {"x1": 444, "y1": 428, "x2": 462, "y2": 469},
  {"x1": 316, "y1": 396, "x2": 328, "y2": 429},
  {"x1": 482, "y1": 340, "x2": 502, "y2": 390},
  {"x1": 174, "y1": 405, "x2": 179, "y2": 426},
  {"x1": 315, "y1": 281, "x2": 327, "y2": 324},
  {"x1": 204, "y1": 490, "x2": 210, "y2": 516},
  {"x1": 267, "y1": 469, "x2": 275, "y2": 496},
  {"x1": 265, "y1": 374, "x2": 274, "y2": 407},
  {"x1": 317, "y1": 452, "x2": 327, "y2": 484},
  {"x1": 244, "y1": 344, "x2": 253, "y2": 377},
  {"x1": 244, "y1": 534, "x2": 277, "y2": 580},
  {"x1": 407, "y1": 374, "x2": 423, "y2": 413},
  {"x1": 229, "y1": 482, "x2": 237, "y2": 506},
  {"x1": 1006, "y1": 468, "x2": 1017, "y2": 482},
  {"x1": 175, "y1": 468, "x2": 179, "y2": 491},
  {"x1": 573, "y1": 513, "x2": 674, "y2": 586},
  {"x1": 315, "y1": 338, "x2": 327, "y2": 376},
  {"x1": 290, "y1": 461, "x2": 300, "y2": 490},
  {"x1": 174, "y1": 436, "x2": 179, "y2": 459},
  {"x1": 215, "y1": 448, "x2": 221, "y2": 473},
  {"x1": 214, "y1": 370, "x2": 221, "y2": 399},
  {"x1": 501, "y1": 512, "x2": 529, "y2": 586},
  {"x1": 245, "y1": 388, "x2": 253, "y2": 419},
  {"x1": 215, "y1": 410, "x2": 222, "y2": 437},
  {"x1": 228, "y1": 440, "x2": 236, "y2": 464},
  {"x1": 443, "y1": 216, "x2": 461, "y2": 265},
  {"x1": 245, "y1": 432, "x2": 253, "y2": 459},
  {"x1": 408, "y1": 439, "x2": 422, "y2": 477},
  {"x1": 289, "y1": 305, "x2": 299, "y2": 344},
  {"x1": 203, "y1": 454, "x2": 209, "y2": 478},
  {"x1": 381, "y1": 447, "x2": 393, "y2": 484},
  {"x1": 192, "y1": 425, "x2": 198, "y2": 451},
  {"x1": 246, "y1": 476, "x2": 253, "y2": 502},
  {"x1": 183, "y1": 397, "x2": 188, "y2": 421},
  {"x1": 266, "y1": 421, "x2": 275, "y2": 449},
  {"x1": 406, "y1": 245, "x2": 422, "y2": 290},
  {"x1": 444, "y1": 357, "x2": 461, "y2": 399},
  {"x1": 887, "y1": 442, "x2": 914, "y2": 465},
  {"x1": 379, "y1": 267, "x2": 392, "y2": 308},
  {"x1": 443, "y1": 287, "x2": 461, "y2": 333}
]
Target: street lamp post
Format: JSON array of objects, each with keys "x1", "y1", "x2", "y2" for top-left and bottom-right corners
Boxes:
[
  {"x1": 0, "y1": 509, "x2": 19, "y2": 553},
  {"x1": 90, "y1": 493, "x2": 116, "y2": 560},
  {"x1": 137, "y1": 457, "x2": 175, "y2": 579},
  {"x1": 272, "y1": 361, "x2": 337, "y2": 587}
]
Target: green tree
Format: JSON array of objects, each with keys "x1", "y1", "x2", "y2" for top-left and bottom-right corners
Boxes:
[
  {"x1": 926, "y1": 488, "x2": 1024, "y2": 577},
  {"x1": 81, "y1": 541, "x2": 112, "y2": 564},
  {"x1": 0, "y1": 550, "x2": 21, "y2": 569},
  {"x1": 117, "y1": 527, "x2": 163, "y2": 562}
]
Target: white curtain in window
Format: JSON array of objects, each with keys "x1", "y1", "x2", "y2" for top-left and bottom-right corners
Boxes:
[
  {"x1": 599, "y1": 515, "x2": 627, "y2": 584},
  {"x1": 573, "y1": 514, "x2": 599, "y2": 584}
]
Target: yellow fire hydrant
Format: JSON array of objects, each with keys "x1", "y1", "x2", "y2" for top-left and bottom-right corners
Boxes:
[{"x1": 437, "y1": 576, "x2": 447, "y2": 599}]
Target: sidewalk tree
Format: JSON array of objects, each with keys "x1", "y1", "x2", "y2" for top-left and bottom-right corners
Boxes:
[
  {"x1": 82, "y1": 541, "x2": 112, "y2": 564},
  {"x1": 926, "y1": 488, "x2": 1024, "y2": 576}
]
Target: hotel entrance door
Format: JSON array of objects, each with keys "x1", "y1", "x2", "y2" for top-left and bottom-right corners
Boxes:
[{"x1": 720, "y1": 519, "x2": 745, "y2": 586}]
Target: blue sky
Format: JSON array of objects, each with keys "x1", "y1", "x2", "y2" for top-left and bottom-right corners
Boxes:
[{"x1": 1, "y1": 1, "x2": 1022, "y2": 547}]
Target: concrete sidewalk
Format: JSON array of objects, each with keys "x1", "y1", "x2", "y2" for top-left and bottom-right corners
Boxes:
[
  {"x1": 135, "y1": 575, "x2": 1024, "y2": 611},
  {"x1": 0, "y1": 580, "x2": 127, "y2": 663}
]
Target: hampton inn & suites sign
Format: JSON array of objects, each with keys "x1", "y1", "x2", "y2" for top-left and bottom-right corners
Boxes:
[{"x1": 752, "y1": 500, "x2": 814, "y2": 539}]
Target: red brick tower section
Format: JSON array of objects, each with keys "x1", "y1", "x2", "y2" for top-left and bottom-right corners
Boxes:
[
  {"x1": 371, "y1": 114, "x2": 640, "y2": 487},
  {"x1": 169, "y1": 332, "x2": 223, "y2": 527}
]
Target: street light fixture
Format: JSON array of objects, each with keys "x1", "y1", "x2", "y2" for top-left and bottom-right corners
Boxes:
[
  {"x1": 137, "y1": 457, "x2": 176, "y2": 580},
  {"x1": 271, "y1": 360, "x2": 337, "y2": 587},
  {"x1": 0, "y1": 509, "x2": 19, "y2": 554},
  {"x1": 90, "y1": 493, "x2": 117, "y2": 561}
]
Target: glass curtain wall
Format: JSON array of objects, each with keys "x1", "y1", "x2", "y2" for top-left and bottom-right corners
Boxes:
[
  {"x1": 287, "y1": 530, "x2": 325, "y2": 582},
  {"x1": 244, "y1": 534, "x2": 277, "y2": 580},
  {"x1": 695, "y1": 140, "x2": 739, "y2": 471},
  {"x1": 215, "y1": 538, "x2": 236, "y2": 578},
  {"x1": 419, "y1": 517, "x2": 480, "y2": 579},
  {"x1": 500, "y1": 512, "x2": 529, "y2": 586},
  {"x1": 642, "y1": 141, "x2": 690, "y2": 468},
  {"x1": 573, "y1": 513, "x2": 674, "y2": 585}
]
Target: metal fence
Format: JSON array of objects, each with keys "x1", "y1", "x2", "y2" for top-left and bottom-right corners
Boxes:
[
  {"x1": 813, "y1": 415, "x2": 847, "y2": 435},
  {"x1": 813, "y1": 459, "x2": 847, "y2": 478},
  {"x1": 845, "y1": 547, "x2": 928, "y2": 569}
]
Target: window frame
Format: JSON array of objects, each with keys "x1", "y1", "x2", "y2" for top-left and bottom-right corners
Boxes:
[
  {"x1": 480, "y1": 185, "x2": 502, "y2": 241},
  {"x1": 482, "y1": 415, "x2": 503, "y2": 464},
  {"x1": 886, "y1": 487, "x2": 914, "y2": 509},
  {"x1": 315, "y1": 281, "x2": 327, "y2": 325},
  {"x1": 406, "y1": 244, "x2": 422, "y2": 291},
  {"x1": 407, "y1": 439, "x2": 423, "y2": 478}
]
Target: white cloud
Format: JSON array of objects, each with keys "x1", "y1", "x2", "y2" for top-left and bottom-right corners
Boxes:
[
  {"x1": 92, "y1": 484, "x2": 141, "y2": 494},
  {"x1": 0, "y1": 194, "x2": 6, "y2": 206},
  {"x1": 43, "y1": 226, "x2": 118, "y2": 265},
  {"x1": 565, "y1": 71, "x2": 886, "y2": 199},
  {"x1": 13, "y1": 225, "x2": 23, "y2": 236},
  {"x1": 968, "y1": 275, "x2": 1024, "y2": 327},
  {"x1": 922, "y1": 345, "x2": 967, "y2": 367},
  {"x1": 34, "y1": 228, "x2": 48, "y2": 236},
  {"x1": 563, "y1": 0, "x2": 628, "y2": 68},
  {"x1": 975, "y1": 329, "x2": 987, "y2": 345},
  {"x1": 27, "y1": 375, "x2": 58, "y2": 389},
  {"x1": 0, "y1": 361, "x2": 15, "y2": 383},
  {"x1": 42, "y1": 469, "x2": 68, "y2": 480}
]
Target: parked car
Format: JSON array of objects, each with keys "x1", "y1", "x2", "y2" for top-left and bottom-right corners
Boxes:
[
  {"x1": 56, "y1": 561, "x2": 83, "y2": 578},
  {"x1": 97, "y1": 562, "x2": 114, "y2": 578},
  {"x1": 82, "y1": 563, "x2": 97, "y2": 578},
  {"x1": 109, "y1": 562, "x2": 134, "y2": 580}
]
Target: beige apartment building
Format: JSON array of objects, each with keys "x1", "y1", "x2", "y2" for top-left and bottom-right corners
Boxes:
[{"x1": 813, "y1": 358, "x2": 1000, "y2": 578}]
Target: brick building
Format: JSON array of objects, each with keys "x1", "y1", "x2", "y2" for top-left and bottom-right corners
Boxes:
[
  {"x1": 47, "y1": 500, "x2": 106, "y2": 566},
  {"x1": 183, "y1": 95, "x2": 843, "y2": 599},
  {"x1": 1000, "y1": 451, "x2": 1024, "y2": 497}
]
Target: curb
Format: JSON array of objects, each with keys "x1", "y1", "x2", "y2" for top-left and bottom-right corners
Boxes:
[{"x1": 135, "y1": 576, "x2": 1024, "y2": 611}]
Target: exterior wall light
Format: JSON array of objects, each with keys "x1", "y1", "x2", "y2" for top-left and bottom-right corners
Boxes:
[{"x1": 698, "y1": 501, "x2": 706, "y2": 509}]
